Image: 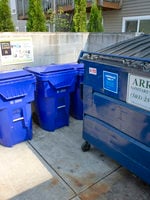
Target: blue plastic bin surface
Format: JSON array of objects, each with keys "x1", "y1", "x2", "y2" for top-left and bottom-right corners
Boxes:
[
  {"x1": 0, "y1": 70, "x2": 36, "y2": 147},
  {"x1": 70, "y1": 67, "x2": 84, "y2": 120},
  {"x1": 25, "y1": 64, "x2": 77, "y2": 131}
]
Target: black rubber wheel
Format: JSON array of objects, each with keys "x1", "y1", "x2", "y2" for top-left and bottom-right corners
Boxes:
[{"x1": 81, "y1": 141, "x2": 91, "y2": 152}]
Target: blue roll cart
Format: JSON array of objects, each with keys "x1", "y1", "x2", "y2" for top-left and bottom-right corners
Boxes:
[
  {"x1": 25, "y1": 64, "x2": 77, "y2": 131},
  {"x1": 0, "y1": 70, "x2": 36, "y2": 147}
]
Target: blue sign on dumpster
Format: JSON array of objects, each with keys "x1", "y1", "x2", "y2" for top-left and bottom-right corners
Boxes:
[{"x1": 103, "y1": 71, "x2": 118, "y2": 94}]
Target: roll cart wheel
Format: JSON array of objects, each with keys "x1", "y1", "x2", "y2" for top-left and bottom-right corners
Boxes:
[{"x1": 81, "y1": 141, "x2": 91, "y2": 152}]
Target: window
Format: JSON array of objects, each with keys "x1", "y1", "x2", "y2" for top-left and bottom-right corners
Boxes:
[
  {"x1": 139, "y1": 19, "x2": 150, "y2": 33},
  {"x1": 10, "y1": 0, "x2": 16, "y2": 14},
  {"x1": 17, "y1": 0, "x2": 28, "y2": 20},
  {"x1": 122, "y1": 16, "x2": 150, "y2": 33},
  {"x1": 125, "y1": 20, "x2": 138, "y2": 32},
  {"x1": 42, "y1": 0, "x2": 52, "y2": 13}
]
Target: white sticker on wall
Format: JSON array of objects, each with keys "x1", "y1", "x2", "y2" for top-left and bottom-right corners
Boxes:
[
  {"x1": 0, "y1": 37, "x2": 34, "y2": 65},
  {"x1": 126, "y1": 74, "x2": 150, "y2": 111}
]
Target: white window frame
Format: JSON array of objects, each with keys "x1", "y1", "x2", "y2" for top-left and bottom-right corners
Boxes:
[
  {"x1": 10, "y1": 0, "x2": 16, "y2": 15},
  {"x1": 122, "y1": 15, "x2": 150, "y2": 33}
]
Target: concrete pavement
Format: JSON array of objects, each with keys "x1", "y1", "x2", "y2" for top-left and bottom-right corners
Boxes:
[{"x1": 0, "y1": 117, "x2": 150, "y2": 200}]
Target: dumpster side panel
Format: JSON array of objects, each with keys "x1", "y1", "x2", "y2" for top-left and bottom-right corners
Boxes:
[{"x1": 83, "y1": 114, "x2": 150, "y2": 185}]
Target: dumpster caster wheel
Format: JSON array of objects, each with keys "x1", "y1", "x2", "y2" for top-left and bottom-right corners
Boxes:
[{"x1": 81, "y1": 141, "x2": 91, "y2": 152}]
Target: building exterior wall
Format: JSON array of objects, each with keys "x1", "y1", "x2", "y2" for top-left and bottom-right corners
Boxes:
[
  {"x1": 103, "y1": 0, "x2": 150, "y2": 32},
  {"x1": 9, "y1": 0, "x2": 150, "y2": 33}
]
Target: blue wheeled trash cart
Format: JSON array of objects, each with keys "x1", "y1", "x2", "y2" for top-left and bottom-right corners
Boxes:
[
  {"x1": 78, "y1": 34, "x2": 150, "y2": 185},
  {"x1": 25, "y1": 64, "x2": 77, "y2": 131},
  {"x1": 0, "y1": 70, "x2": 36, "y2": 147}
]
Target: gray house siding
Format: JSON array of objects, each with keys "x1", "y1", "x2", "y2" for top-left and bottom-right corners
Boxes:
[
  {"x1": 103, "y1": 0, "x2": 150, "y2": 32},
  {"x1": 10, "y1": 0, "x2": 150, "y2": 33}
]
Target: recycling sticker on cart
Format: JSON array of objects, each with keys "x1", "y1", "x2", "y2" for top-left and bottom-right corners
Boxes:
[{"x1": 127, "y1": 74, "x2": 150, "y2": 111}]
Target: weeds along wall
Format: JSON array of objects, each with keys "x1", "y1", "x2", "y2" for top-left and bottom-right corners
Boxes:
[{"x1": 0, "y1": 32, "x2": 136, "y2": 71}]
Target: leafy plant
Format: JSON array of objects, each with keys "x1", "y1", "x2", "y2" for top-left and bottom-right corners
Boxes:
[
  {"x1": 0, "y1": 0, "x2": 15, "y2": 31},
  {"x1": 47, "y1": 7, "x2": 71, "y2": 32},
  {"x1": 87, "y1": 2, "x2": 103, "y2": 32},
  {"x1": 27, "y1": 0, "x2": 47, "y2": 32},
  {"x1": 72, "y1": 0, "x2": 87, "y2": 32}
]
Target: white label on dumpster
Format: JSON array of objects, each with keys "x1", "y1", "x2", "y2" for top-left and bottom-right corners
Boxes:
[
  {"x1": 89, "y1": 67, "x2": 97, "y2": 75},
  {"x1": 126, "y1": 74, "x2": 150, "y2": 111}
]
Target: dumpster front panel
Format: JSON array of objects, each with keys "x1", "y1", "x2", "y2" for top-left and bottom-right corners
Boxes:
[
  {"x1": 82, "y1": 60, "x2": 128, "y2": 101},
  {"x1": 83, "y1": 114, "x2": 150, "y2": 185},
  {"x1": 83, "y1": 85, "x2": 150, "y2": 147}
]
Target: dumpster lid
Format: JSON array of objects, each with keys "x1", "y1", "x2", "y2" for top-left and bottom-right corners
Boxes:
[
  {"x1": 98, "y1": 34, "x2": 150, "y2": 60},
  {"x1": 0, "y1": 69, "x2": 34, "y2": 81},
  {"x1": 78, "y1": 34, "x2": 150, "y2": 72},
  {"x1": 24, "y1": 63, "x2": 82, "y2": 75}
]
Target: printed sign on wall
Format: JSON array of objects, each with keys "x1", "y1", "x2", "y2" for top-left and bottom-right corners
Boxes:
[
  {"x1": 0, "y1": 37, "x2": 33, "y2": 65},
  {"x1": 127, "y1": 74, "x2": 150, "y2": 111}
]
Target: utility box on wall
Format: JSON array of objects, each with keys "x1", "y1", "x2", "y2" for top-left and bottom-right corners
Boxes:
[{"x1": 78, "y1": 34, "x2": 150, "y2": 185}]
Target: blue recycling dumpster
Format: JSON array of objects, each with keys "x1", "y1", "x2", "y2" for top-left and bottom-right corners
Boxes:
[
  {"x1": 0, "y1": 70, "x2": 36, "y2": 147},
  {"x1": 79, "y1": 34, "x2": 150, "y2": 185},
  {"x1": 25, "y1": 64, "x2": 77, "y2": 131},
  {"x1": 70, "y1": 63, "x2": 84, "y2": 120}
]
